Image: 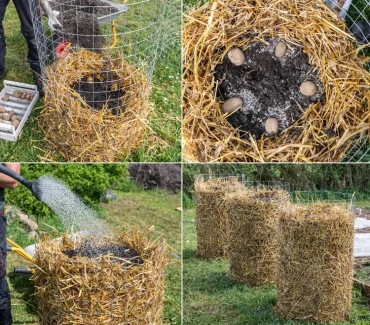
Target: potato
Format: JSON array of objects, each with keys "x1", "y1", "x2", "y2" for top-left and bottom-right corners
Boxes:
[
  {"x1": 0, "y1": 107, "x2": 6, "y2": 113},
  {"x1": 275, "y1": 41, "x2": 287, "y2": 58},
  {"x1": 13, "y1": 90, "x2": 22, "y2": 98},
  {"x1": 11, "y1": 115, "x2": 18, "y2": 121},
  {"x1": 3, "y1": 95, "x2": 9, "y2": 101},
  {"x1": 300, "y1": 81, "x2": 317, "y2": 96},
  {"x1": 3, "y1": 114, "x2": 10, "y2": 121},
  {"x1": 222, "y1": 97, "x2": 243, "y2": 113},
  {"x1": 13, "y1": 120, "x2": 20, "y2": 130},
  {"x1": 9, "y1": 110, "x2": 15, "y2": 116},
  {"x1": 265, "y1": 118, "x2": 279, "y2": 135},
  {"x1": 227, "y1": 48, "x2": 245, "y2": 66}
]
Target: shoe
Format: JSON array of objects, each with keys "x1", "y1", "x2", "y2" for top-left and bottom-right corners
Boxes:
[
  {"x1": 0, "y1": 67, "x2": 7, "y2": 80},
  {"x1": 33, "y1": 72, "x2": 45, "y2": 98},
  {"x1": 0, "y1": 309, "x2": 13, "y2": 325}
]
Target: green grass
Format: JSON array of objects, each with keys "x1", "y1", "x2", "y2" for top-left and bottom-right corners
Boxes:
[
  {"x1": 0, "y1": 2, "x2": 181, "y2": 162},
  {"x1": 183, "y1": 208, "x2": 370, "y2": 325},
  {"x1": 6, "y1": 189, "x2": 181, "y2": 325},
  {"x1": 355, "y1": 200, "x2": 370, "y2": 208}
]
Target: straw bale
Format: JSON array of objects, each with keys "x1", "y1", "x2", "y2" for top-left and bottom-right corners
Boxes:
[
  {"x1": 33, "y1": 229, "x2": 167, "y2": 325},
  {"x1": 275, "y1": 202, "x2": 354, "y2": 323},
  {"x1": 225, "y1": 188, "x2": 289, "y2": 286},
  {"x1": 183, "y1": 0, "x2": 370, "y2": 162},
  {"x1": 195, "y1": 177, "x2": 243, "y2": 258},
  {"x1": 39, "y1": 49, "x2": 151, "y2": 162}
]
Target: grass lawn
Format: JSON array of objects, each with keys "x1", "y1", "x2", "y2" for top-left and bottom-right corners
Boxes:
[
  {"x1": 6, "y1": 189, "x2": 181, "y2": 325},
  {"x1": 183, "y1": 208, "x2": 370, "y2": 325},
  {"x1": 0, "y1": 2, "x2": 181, "y2": 162}
]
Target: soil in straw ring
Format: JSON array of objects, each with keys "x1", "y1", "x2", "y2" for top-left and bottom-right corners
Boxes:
[
  {"x1": 62, "y1": 239, "x2": 144, "y2": 265},
  {"x1": 226, "y1": 188, "x2": 289, "y2": 286},
  {"x1": 195, "y1": 177, "x2": 244, "y2": 258},
  {"x1": 214, "y1": 37, "x2": 325, "y2": 139},
  {"x1": 275, "y1": 202, "x2": 354, "y2": 323},
  {"x1": 183, "y1": 0, "x2": 370, "y2": 162},
  {"x1": 72, "y1": 64, "x2": 126, "y2": 114},
  {"x1": 40, "y1": 48, "x2": 151, "y2": 162},
  {"x1": 33, "y1": 229, "x2": 167, "y2": 325}
]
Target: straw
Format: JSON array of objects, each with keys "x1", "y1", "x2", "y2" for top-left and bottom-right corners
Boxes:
[
  {"x1": 39, "y1": 49, "x2": 151, "y2": 162},
  {"x1": 194, "y1": 177, "x2": 244, "y2": 258},
  {"x1": 225, "y1": 187, "x2": 289, "y2": 286},
  {"x1": 275, "y1": 202, "x2": 354, "y2": 323},
  {"x1": 33, "y1": 229, "x2": 167, "y2": 324}
]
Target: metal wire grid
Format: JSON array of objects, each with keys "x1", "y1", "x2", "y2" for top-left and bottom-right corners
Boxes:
[
  {"x1": 291, "y1": 190, "x2": 356, "y2": 213},
  {"x1": 28, "y1": 0, "x2": 166, "y2": 111},
  {"x1": 323, "y1": 0, "x2": 370, "y2": 161},
  {"x1": 158, "y1": 0, "x2": 181, "y2": 55},
  {"x1": 194, "y1": 174, "x2": 246, "y2": 183},
  {"x1": 242, "y1": 181, "x2": 291, "y2": 193}
]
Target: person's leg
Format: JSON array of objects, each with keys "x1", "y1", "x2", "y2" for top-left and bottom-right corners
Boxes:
[
  {"x1": 0, "y1": 0, "x2": 10, "y2": 78},
  {"x1": 12, "y1": 0, "x2": 44, "y2": 95},
  {"x1": 12, "y1": 0, "x2": 41, "y2": 74},
  {"x1": 0, "y1": 215, "x2": 12, "y2": 325}
]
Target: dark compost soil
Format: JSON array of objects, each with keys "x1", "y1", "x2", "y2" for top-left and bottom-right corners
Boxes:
[
  {"x1": 72, "y1": 69, "x2": 125, "y2": 113},
  {"x1": 63, "y1": 240, "x2": 144, "y2": 265},
  {"x1": 51, "y1": 0, "x2": 119, "y2": 49},
  {"x1": 214, "y1": 38, "x2": 325, "y2": 139}
]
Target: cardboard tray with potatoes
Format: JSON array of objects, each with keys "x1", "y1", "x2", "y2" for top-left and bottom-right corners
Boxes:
[{"x1": 0, "y1": 80, "x2": 39, "y2": 141}]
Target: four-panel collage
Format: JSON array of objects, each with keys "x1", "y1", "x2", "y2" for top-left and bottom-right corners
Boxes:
[{"x1": 0, "y1": 0, "x2": 369, "y2": 324}]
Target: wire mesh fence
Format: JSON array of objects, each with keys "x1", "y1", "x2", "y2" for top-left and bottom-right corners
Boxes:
[
  {"x1": 27, "y1": 0, "x2": 182, "y2": 161},
  {"x1": 291, "y1": 190, "x2": 356, "y2": 213},
  {"x1": 159, "y1": 0, "x2": 181, "y2": 55},
  {"x1": 194, "y1": 174, "x2": 246, "y2": 183},
  {"x1": 28, "y1": 0, "x2": 166, "y2": 113},
  {"x1": 30, "y1": 0, "x2": 165, "y2": 78},
  {"x1": 243, "y1": 181, "x2": 291, "y2": 193},
  {"x1": 324, "y1": 0, "x2": 370, "y2": 161}
]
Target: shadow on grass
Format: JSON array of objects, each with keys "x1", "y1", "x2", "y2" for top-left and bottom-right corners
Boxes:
[{"x1": 8, "y1": 273, "x2": 37, "y2": 316}]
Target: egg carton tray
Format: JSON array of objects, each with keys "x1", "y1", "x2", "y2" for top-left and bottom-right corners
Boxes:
[{"x1": 0, "y1": 80, "x2": 39, "y2": 142}]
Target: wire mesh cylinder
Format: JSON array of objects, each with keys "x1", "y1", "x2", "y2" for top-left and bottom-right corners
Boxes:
[
  {"x1": 28, "y1": 0, "x2": 167, "y2": 160},
  {"x1": 276, "y1": 202, "x2": 354, "y2": 323},
  {"x1": 29, "y1": 0, "x2": 165, "y2": 82},
  {"x1": 28, "y1": 0, "x2": 165, "y2": 115},
  {"x1": 194, "y1": 175, "x2": 244, "y2": 258},
  {"x1": 225, "y1": 183, "x2": 290, "y2": 286},
  {"x1": 291, "y1": 190, "x2": 356, "y2": 211}
]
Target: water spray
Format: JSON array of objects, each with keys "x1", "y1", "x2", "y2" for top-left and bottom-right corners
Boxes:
[{"x1": 0, "y1": 164, "x2": 107, "y2": 235}]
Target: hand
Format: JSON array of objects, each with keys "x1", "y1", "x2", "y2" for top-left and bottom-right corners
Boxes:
[
  {"x1": 56, "y1": 41, "x2": 71, "y2": 60},
  {"x1": 0, "y1": 164, "x2": 20, "y2": 189}
]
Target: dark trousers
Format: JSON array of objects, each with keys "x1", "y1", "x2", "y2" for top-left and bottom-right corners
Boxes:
[
  {"x1": 0, "y1": 214, "x2": 12, "y2": 325},
  {"x1": 0, "y1": 0, "x2": 40, "y2": 73}
]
